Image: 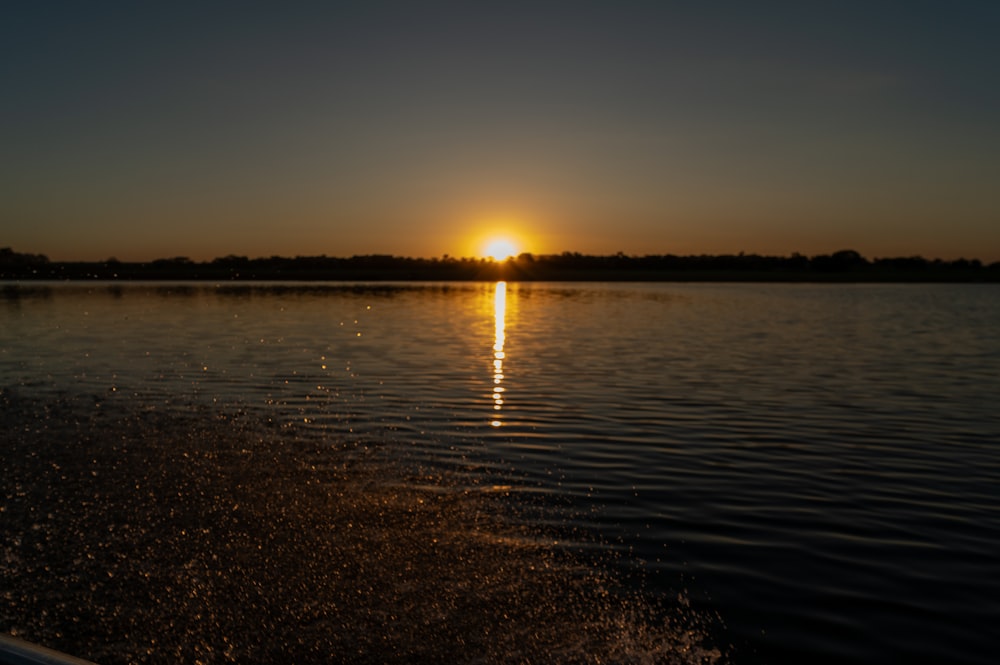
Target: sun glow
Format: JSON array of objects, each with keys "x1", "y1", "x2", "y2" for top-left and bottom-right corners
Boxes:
[{"x1": 483, "y1": 237, "x2": 519, "y2": 261}]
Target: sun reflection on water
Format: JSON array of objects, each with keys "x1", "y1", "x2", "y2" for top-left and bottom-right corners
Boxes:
[{"x1": 491, "y1": 281, "x2": 506, "y2": 427}]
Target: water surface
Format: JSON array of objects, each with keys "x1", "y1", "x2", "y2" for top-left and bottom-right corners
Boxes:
[{"x1": 2, "y1": 281, "x2": 998, "y2": 664}]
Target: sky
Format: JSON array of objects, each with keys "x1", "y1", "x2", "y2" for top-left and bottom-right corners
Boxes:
[{"x1": 3, "y1": 1, "x2": 999, "y2": 262}]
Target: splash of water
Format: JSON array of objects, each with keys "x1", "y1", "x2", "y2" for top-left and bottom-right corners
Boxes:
[{"x1": 1, "y1": 388, "x2": 725, "y2": 664}]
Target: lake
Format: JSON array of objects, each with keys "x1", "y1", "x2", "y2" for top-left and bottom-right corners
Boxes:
[{"x1": 2, "y1": 281, "x2": 998, "y2": 664}]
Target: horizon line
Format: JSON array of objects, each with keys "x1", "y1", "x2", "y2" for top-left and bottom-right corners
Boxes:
[{"x1": 4, "y1": 247, "x2": 998, "y2": 266}]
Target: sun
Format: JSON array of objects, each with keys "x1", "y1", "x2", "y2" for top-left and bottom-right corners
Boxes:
[{"x1": 483, "y1": 237, "x2": 519, "y2": 261}]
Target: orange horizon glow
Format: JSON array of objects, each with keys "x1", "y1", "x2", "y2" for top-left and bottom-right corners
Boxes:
[{"x1": 461, "y1": 213, "x2": 535, "y2": 261}]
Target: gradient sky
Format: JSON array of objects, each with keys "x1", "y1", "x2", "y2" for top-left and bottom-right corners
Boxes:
[{"x1": 3, "y1": 1, "x2": 999, "y2": 262}]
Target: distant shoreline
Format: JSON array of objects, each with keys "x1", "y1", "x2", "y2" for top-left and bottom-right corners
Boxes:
[{"x1": 3, "y1": 248, "x2": 998, "y2": 282}]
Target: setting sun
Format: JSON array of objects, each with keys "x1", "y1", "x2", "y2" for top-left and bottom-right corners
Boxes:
[{"x1": 483, "y1": 237, "x2": 519, "y2": 261}]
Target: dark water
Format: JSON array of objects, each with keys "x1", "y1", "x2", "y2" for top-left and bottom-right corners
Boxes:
[{"x1": 2, "y1": 281, "x2": 998, "y2": 664}]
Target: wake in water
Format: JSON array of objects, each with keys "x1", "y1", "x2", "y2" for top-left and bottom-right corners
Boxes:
[{"x1": 1, "y1": 388, "x2": 724, "y2": 664}]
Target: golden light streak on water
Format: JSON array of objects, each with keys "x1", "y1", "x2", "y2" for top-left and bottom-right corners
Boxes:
[{"x1": 491, "y1": 281, "x2": 507, "y2": 427}]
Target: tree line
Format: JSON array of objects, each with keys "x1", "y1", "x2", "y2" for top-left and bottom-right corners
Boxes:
[{"x1": 2, "y1": 247, "x2": 998, "y2": 282}]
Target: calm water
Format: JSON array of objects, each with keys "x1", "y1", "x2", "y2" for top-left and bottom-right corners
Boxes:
[{"x1": 2, "y1": 281, "x2": 999, "y2": 664}]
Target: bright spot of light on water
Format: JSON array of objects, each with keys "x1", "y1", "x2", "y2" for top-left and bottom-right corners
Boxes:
[{"x1": 492, "y1": 282, "x2": 507, "y2": 425}]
